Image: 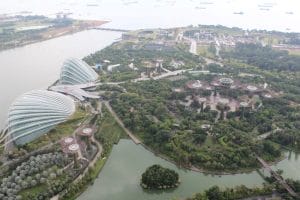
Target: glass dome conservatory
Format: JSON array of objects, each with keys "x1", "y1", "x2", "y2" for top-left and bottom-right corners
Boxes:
[
  {"x1": 4, "y1": 90, "x2": 75, "y2": 146},
  {"x1": 59, "y1": 58, "x2": 99, "y2": 85}
]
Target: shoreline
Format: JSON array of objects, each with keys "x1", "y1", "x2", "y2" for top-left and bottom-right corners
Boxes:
[
  {"x1": 0, "y1": 19, "x2": 110, "y2": 53},
  {"x1": 136, "y1": 140, "x2": 287, "y2": 176}
]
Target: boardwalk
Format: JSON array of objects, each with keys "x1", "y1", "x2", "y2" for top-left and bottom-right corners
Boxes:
[
  {"x1": 104, "y1": 101, "x2": 141, "y2": 144},
  {"x1": 257, "y1": 156, "x2": 297, "y2": 197}
]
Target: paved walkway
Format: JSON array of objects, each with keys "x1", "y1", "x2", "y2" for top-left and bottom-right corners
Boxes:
[
  {"x1": 73, "y1": 134, "x2": 103, "y2": 183},
  {"x1": 256, "y1": 127, "x2": 281, "y2": 141},
  {"x1": 50, "y1": 128, "x2": 103, "y2": 200},
  {"x1": 104, "y1": 101, "x2": 141, "y2": 144}
]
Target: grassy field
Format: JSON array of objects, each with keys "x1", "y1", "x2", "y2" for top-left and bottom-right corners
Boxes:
[
  {"x1": 90, "y1": 158, "x2": 106, "y2": 179},
  {"x1": 97, "y1": 107, "x2": 128, "y2": 143},
  {"x1": 288, "y1": 49, "x2": 300, "y2": 56},
  {"x1": 197, "y1": 45, "x2": 216, "y2": 59},
  {"x1": 261, "y1": 36, "x2": 280, "y2": 45},
  {"x1": 19, "y1": 184, "x2": 47, "y2": 199}
]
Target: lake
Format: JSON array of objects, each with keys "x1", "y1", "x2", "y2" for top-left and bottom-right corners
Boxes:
[{"x1": 77, "y1": 139, "x2": 300, "y2": 200}]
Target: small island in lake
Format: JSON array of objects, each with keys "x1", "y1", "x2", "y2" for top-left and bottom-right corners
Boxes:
[{"x1": 141, "y1": 165, "x2": 180, "y2": 189}]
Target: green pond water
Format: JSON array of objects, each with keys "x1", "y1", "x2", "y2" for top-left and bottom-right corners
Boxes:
[{"x1": 77, "y1": 139, "x2": 300, "y2": 200}]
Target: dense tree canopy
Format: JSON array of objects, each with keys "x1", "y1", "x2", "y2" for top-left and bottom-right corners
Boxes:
[
  {"x1": 141, "y1": 165, "x2": 179, "y2": 189},
  {"x1": 221, "y1": 43, "x2": 300, "y2": 71}
]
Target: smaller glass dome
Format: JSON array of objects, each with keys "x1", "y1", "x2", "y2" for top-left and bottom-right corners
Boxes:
[{"x1": 59, "y1": 58, "x2": 98, "y2": 85}]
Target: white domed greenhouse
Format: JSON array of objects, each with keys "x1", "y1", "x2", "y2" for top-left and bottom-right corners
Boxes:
[
  {"x1": 59, "y1": 58, "x2": 99, "y2": 85},
  {"x1": 3, "y1": 90, "x2": 75, "y2": 145}
]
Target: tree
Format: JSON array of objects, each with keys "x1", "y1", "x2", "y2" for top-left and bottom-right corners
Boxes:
[
  {"x1": 263, "y1": 141, "x2": 280, "y2": 157},
  {"x1": 206, "y1": 186, "x2": 223, "y2": 200},
  {"x1": 141, "y1": 165, "x2": 179, "y2": 189},
  {"x1": 194, "y1": 134, "x2": 207, "y2": 144},
  {"x1": 257, "y1": 121, "x2": 272, "y2": 134}
]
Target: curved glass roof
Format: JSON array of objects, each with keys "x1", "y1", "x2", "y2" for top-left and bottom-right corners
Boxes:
[
  {"x1": 3, "y1": 90, "x2": 75, "y2": 145},
  {"x1": 59, "y1": 58, "x2": 98, "y2": 85}
]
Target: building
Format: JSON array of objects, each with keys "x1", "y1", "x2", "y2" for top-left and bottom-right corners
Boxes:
[
  {"x1": 4, "y1": 90, "x2": 75, "y2": 146},
  {"x1": 219, "y1": 78, "x2": 234, "y2": 87},
  {"x1": 186, "y1": 80, "x2": 203, "y2": 89},
  {"x1": 51, "y1": 58, "x2": 100, "y2": 101},
  {"x1": 59, "y1": 58, "x2": 99, "y2": 85}
]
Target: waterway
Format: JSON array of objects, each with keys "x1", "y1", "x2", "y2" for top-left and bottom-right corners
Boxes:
[
  {"x1": 0, "y1": 30, "x2": 121, "y2": 129},
  {"x1": 77, "y1": 139, "x2": 300, "y2": 200},
  {"x1": 0, "y1": 0, "x2": 300, "y2": 32}
]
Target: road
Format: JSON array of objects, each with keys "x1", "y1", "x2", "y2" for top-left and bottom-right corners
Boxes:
[
  {"x1": 189, "y1": 39, "x2": 197, "y2": 54},
  {"x1": 184, "y1": 36, "x2": 224, "y2": 67},
  {"x1": 214, "y1": 37, "x2": 221, "y2": 58}
]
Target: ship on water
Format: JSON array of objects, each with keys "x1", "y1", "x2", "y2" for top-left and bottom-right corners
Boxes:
[
  {"x1": 86, "y1": 3, "x2": 99, "y2": 7},
  {"x1": 233, "y1": 11, "x2": 244, "y2": 15},
  {"x1": 195, "y1": 6, "x2": 207, "y2": 10},
  {"x1": 285, "y1": 12, "x2": 294, "y2": 15}
]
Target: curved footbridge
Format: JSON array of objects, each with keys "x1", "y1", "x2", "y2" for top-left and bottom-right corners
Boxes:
[{"x1": 257, "y1": 156, "x2": 298, "y2": 197}]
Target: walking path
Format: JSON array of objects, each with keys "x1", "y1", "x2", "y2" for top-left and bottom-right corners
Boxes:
[
  {"x1": 73, "y1": 134, "x2": 103, "y2": 183},
  {"x1": 104, "y1": 101, "x2": 141, "y2": 144},
  {"x1": 50, "y1": 127, "x2": 103, "y2": 200},
  {"x1": 256, "y1": 127, "x2": 281, "y2": 141}
]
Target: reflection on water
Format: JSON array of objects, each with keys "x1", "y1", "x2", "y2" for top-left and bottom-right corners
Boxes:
[{"x1": 272, "y1": 150, "x2": 300, "y2": 180}]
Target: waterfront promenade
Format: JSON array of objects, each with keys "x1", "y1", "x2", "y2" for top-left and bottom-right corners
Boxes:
[{"x1": 104, "y1": 101, "x2": 141, "y2": 144}]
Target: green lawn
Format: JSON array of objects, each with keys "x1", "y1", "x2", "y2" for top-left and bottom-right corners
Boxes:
[
  {"x1": 197, "y1": 45, "x2": 216, "y2": 59},
  {"x1": 19, "y1": 184, "x2": 47, "y2": 199},
  {"x1": 90, "y1": 158, "x2": 106, "y2": 179},
  {"x1": 202, "y1": 136, "x2": 215, "y2": 148},
  {"x1": 97, "y1": 107, "x2": 128, "y2": 142},
  {"x1": 288, "y1": 49, "x2": 300, "y2": 56}
]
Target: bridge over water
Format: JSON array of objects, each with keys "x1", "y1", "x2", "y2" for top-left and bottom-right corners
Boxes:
[
  {"x1": 93, "y1": 27, "x2": 129, "y2": 32},
  {"x1": 257, "y1": 156, "x2": 298, "y2": 197}
]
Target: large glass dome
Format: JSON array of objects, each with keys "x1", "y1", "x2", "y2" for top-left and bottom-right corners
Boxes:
[
  {"x1": 4, "y1": 90, "x2": 75, "y2": 145},
  {"x1": 59, "y1": 58, "x2": 99, "y2": 85}
]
